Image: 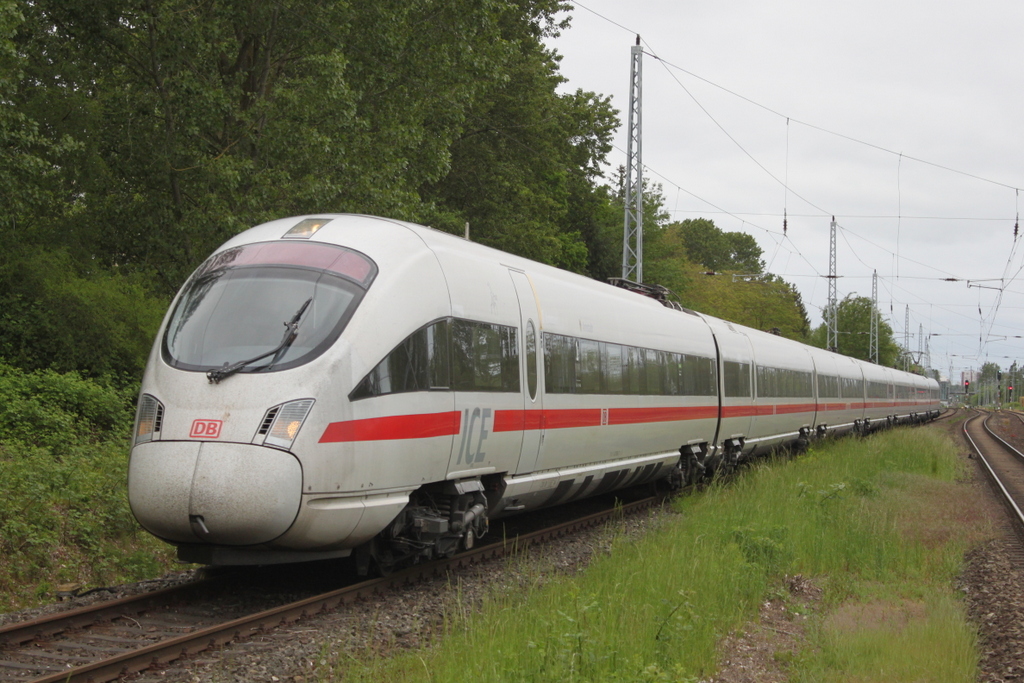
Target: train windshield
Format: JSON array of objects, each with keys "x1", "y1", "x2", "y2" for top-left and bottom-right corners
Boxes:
[{"x1": 162, "y1": 242, "x2": 376, "y2": 375}]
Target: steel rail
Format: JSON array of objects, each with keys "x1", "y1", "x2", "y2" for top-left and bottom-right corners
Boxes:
[
  {"x1": 3, "y1": 493, "x2": 663, "y2": 683},
  {"x1": 0, "y1": 577, "x2": 236, "y2": 649},
  {"x1": 963, "y1": 412, "x2": 1024, "y2": 531}
]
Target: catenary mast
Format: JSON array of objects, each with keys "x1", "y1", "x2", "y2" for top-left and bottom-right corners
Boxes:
[{"x1": 622, "y1": 36, "x2": 644, "y2": 282}]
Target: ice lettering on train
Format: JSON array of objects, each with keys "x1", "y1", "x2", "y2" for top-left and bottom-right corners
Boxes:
[{"x1": 456, "y1": 407, "x2": 491, "y2": 465}]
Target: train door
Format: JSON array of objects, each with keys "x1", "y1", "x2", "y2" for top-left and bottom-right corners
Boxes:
[{"x1": 509, "y1": 270, "x2": 544, "y2": 474}]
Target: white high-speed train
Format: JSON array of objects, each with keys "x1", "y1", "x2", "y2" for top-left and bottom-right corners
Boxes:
[{"x1": 128, "y1": 214, "x2": 941, "y2": 571}]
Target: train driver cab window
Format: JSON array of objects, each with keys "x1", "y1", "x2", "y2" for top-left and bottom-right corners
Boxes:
[{"x1": 163, "y1": 241, "x2": 377, "y2": 375}]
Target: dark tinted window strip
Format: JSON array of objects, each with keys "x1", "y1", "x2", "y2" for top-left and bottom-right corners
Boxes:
[
  {"x1": 350, "y1": 317, "x2": 519, "y2": 400},
  {"x1": 542, "y1": 332, "x2": 717, "y2": 397},
  {"x1": 754, "y1": 366, "x2": 814, "y2": 398}
]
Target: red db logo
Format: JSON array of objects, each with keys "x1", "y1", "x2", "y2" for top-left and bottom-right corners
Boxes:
[{"x1": 190, "y1": 419, "x2": 222, "y2": 439}]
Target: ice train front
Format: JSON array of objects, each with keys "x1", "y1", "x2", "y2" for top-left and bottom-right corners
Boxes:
[{"x1": 128, "y1": 217, "x2": 386, "y2": 564}]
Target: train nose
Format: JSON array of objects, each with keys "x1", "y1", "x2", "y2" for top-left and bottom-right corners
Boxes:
[{"x1": 128, "y1": 441, "x2": 302, "y2": 545}]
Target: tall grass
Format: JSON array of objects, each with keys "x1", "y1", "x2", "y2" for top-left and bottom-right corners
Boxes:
[{"x1": 323, "y1": 426, "x2": 987, "y2": 682}]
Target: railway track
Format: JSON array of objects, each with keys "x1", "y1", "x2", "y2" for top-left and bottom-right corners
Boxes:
[
  {"x1": 962, "y1": 411, "x2": 1024, "y2": 553},
  {"x1": 0, "y1": 490, "x2": 664, "y2": 683}
]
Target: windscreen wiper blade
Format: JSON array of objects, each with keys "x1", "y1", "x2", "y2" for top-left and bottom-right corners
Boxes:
[{"x1": 207, "y1": 298, "x2": 313, "y2": 384}]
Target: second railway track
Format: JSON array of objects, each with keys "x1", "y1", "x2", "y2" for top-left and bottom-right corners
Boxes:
[{"x1": 963, "y1": 411, "x2": 1024, "y2": 547}]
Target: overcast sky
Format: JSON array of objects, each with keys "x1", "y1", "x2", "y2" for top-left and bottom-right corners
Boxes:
[{"x1": 548, "y1": 0, "x2": 1024, "y2": 382}]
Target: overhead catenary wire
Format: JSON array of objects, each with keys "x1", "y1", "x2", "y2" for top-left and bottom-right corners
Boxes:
[{"x1": 566, "y1": 0, "x2": 1024, "y2": 370}]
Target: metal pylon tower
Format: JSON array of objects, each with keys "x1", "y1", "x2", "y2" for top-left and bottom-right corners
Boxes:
[
  {"x1": 921, "y1": 325, "x2": 929, "y2": 368},
  {"x1": 621, "y1": 36, "x2": 644, "y2": 282},
  {"x1": 904, "y1": 306, "x2": 910, "y2": 371},
  {"x1": 870, "y1": 270, "x2": 879, "y2": 364},
  {"x1": 826, "y1": 217, "x2": 838, "y2": 352}
]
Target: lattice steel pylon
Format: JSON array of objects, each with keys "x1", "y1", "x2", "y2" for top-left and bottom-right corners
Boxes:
[
  {"x1": 921, "y1": 325, "x2": 929, "y2": 368},
  {"x1": 621, "y1": 37, "x2": 644, "y2": 282},
  {"x1": 870, "y1": 270, "x2": 879, "y2": 364},
  {"x1": 904, "y1": 306, "x2": 910, "y2": 371},
  {"x1": 826, "y1": 217, "x2": 838, "y2": 352}
]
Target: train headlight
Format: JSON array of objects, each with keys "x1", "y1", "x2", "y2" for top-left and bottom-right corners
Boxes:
[
  {"x1": 134, "y1": 394, "x2": 164, "y2": 445},
  {"x1": 261, "y1": 399, "x2": 315, "y2": 450}
]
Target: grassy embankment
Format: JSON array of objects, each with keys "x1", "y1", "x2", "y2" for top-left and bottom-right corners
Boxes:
[
  {"x1": 325, "y1": 418, "x2": 991, "y2": 682},
  {"x1": 0, "y1": 363, "x2": 176, "y2": 611}
]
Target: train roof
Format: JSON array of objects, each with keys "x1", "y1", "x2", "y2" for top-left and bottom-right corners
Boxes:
[{"x1": 221, "y1": 214, "x2": 940, "y2": 389}]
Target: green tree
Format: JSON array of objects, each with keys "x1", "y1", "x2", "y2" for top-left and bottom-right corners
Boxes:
[
  {"x1": 668, "y1": 218, "x2": 765, "y2": 273},
  {"x1": 643, "y1": 217, "x2": 810, "y2": 341},
  {"x1": 0, "y1": 247, "x2": 165, "y2": 378},
  {"x1": 810, "y1": 295, "x2": 901, "y2": 365},
  {"x1": 17, "y1": 0, "x2": 552, "y2": 289},
  {"x1": 3, "y1": 0, "x2": 626, "y2": 380},
  {"x1": 421, "y1": 16, "x2": 619, "y2": 272},
  {"x1": 604, "y1": 175, "x2": 673, "y2": 283},
  {"x1": 0, "y1": 0, "x2": 78, "y2": 234}
]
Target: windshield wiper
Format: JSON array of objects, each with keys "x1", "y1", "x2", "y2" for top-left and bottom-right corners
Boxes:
[{"x1": 207, "y1": 298, "x2": 313, "y2": 384}]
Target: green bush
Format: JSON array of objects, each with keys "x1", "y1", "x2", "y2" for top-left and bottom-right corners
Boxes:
[
  {"x1": 0, "y1": 362, "x2": 135, "y2": 453},
  {"x1": 0, "y1": 247, "x2": 166, "y2": 380},
  {"x1": 0, "y1": 364, "x2": 173, "y2": 611}
]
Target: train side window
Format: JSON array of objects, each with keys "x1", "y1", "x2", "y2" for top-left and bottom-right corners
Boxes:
[
  {"x1": 755, "y1": 366, "x2": 771, "y2": 398},
  {"x1": 526, "y1": 320, "x2": 538, "y2": 400},
  {"x1": 797, "y1": 370, "x2": 813, "y2": 397},
  {"x1": 602, "y1": 342, "x2": 624, "y2": 393},
  {"x1": 840, "y1": 377, "x2": 863, "y2": 399},
  {"x1": 350, "y1": 319, "x2": 450, "y2": 400},
  {"x1": 818, "y1": 374, "x2": 839, "y2": 398},
  {"x1": 624, "y1": 346, "x2": 644, "y2": 394},
  {"x1": 723, "y1": 361, "x2": 751, "y2": 397},
  {"x1": 578, "y1": 339, "x2": 602, "y2": 393},
  {"x1": 684, "y1": 355, "x2": 718, "y2": 396},
  {"x1": 544, "y1": 333, "x2": 576, "y2": 393},
  {"x1": 867, "y1": 381, "x2": 887, "y2": 399},
  {"x1": 451, "y1": 319, "x2": 520, "y2": 392},
  {"x1": 755, "y1": 366, "x2": 811, "y2": 398},
  {"x1": 540, "y1": 333, "x2": 715, "y2": 397},
  {"x1": 640, "y1": 348, "x2": 659, "y2": 394}
]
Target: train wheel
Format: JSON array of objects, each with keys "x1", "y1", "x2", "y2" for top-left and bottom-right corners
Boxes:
[{"x1": 354, "y1": 538, "x2": 397, "y2": 577}]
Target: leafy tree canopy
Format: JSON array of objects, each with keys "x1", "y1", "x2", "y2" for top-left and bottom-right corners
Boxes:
[
  {"x1": 809, "y1": 295, "x2": 902, "y2": 366},
  {"x1": 667, "y1": 218, "x2": 765, "y2": 274},
  {"x1": 2, "y1": 0, "x2": 622, "y2": 380},
  {"x1": 642, "y1": 216, "x2": 810, "y2": 342}
]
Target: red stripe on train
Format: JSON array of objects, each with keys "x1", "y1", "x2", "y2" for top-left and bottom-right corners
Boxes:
[
  {"x1": 320, "y1": 400, "x2": 938, "y2": 443},
  {"x1": 608, "y1": 406, "x2": 718, "y2": 424},
  {"x1": 319, "y1": 411, "x2": 461, "y2": 443},
  {"x1": 494, "y1": 406, "x2": 718, "y2": 432}
]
